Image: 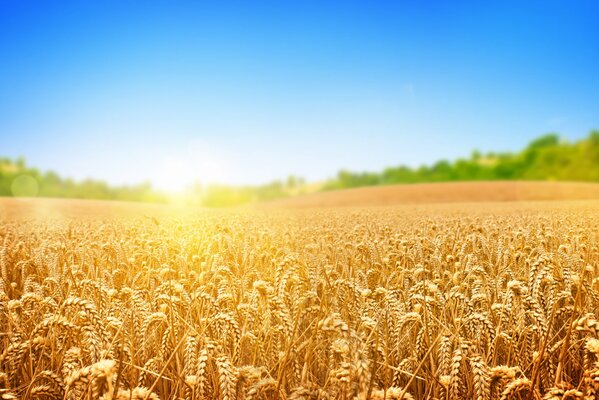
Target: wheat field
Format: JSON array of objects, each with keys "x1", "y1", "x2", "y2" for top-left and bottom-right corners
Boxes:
[
  {"x1": 2, "y1": 198, "x2": 599, "y2": 399},
  {"x1": 264, "y1": 181, "x2": 599, "y2": 208}
]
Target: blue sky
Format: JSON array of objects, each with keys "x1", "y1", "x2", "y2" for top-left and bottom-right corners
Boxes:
[{"x1": 1, "y1": 1, "x2": 598, "y2": 190}]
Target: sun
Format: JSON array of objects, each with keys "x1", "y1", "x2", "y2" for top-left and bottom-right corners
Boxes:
[{"x1": 153, "y1": 155, "x2": 229, "y2": 193}]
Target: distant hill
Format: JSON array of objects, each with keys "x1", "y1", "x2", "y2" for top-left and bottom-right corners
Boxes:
[{"x1": 261, "y1": 181, "x2": 599, "y2": 208}]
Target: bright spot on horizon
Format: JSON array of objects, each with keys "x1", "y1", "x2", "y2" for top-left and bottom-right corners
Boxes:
[{"x1": 152, "y1": 141, "x2": 233, "y2": 192}]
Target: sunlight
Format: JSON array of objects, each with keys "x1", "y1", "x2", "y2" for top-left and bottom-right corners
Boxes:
[
  {"x1": 1, "y1": 1, "x2": 598, "y2": 398},
  {"x1": 153, "y1": 152, "x2": 230, "y2": 193}
]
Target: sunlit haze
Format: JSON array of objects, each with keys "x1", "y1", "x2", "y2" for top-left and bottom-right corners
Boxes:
[{"x1": 1, "y1": 1, "x2": 598, "y2": 191}]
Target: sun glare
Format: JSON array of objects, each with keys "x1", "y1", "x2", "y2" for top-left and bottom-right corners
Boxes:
[{"x1": 154, "y1": 153, "x2": 229, "y2": 193}]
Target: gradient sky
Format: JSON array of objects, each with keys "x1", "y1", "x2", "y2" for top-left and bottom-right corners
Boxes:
[{"x1": 1, "y1": 1, "x2": 598, "y2": 190}]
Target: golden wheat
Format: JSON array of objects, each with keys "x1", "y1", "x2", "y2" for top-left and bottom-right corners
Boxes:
[{"x1": 1, "y1": 201, "x2": 599, "y2": 399}]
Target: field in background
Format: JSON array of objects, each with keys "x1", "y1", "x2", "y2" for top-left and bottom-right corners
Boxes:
[
  {"x1": 264, "y1": 181, "x2": 599, "y2": 208},
  {"x1": 3, "y1": 181, "x2": 598, "y2": 220},
  {"x1": 0, "y1": 197, "x2": 205, "y2": 221},
  {"x1": 2, "y1": 194, "x2": 599, "y2": 399}
]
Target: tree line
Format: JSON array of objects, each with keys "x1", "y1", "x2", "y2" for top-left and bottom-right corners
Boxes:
[
  {"x1": 1, "y1": 130, "x2": 598, "y2": 206},
  {"x1": 0, "y1": 157, "x2": 167, "y2": 203},
  {"x1": 323, "y1": 131, "x2": 599, "y2": 190}
]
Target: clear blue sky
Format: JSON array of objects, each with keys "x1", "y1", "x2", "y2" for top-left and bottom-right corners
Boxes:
[{"x1": 1, "y1": 1, "x2": 598, "y2": 190}]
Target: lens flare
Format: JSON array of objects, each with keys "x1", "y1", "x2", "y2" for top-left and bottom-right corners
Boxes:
[{"x1": 11, "y1": 174, "x2": 39, "y2": 197}]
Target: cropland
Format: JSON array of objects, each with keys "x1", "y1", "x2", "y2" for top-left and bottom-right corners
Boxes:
[
  {"x1": 1, "y1": 186, "x2": 599, "y2": 399},
  {"x1": 264, "y1": 181, "x2": 599, "y2": 208}
]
